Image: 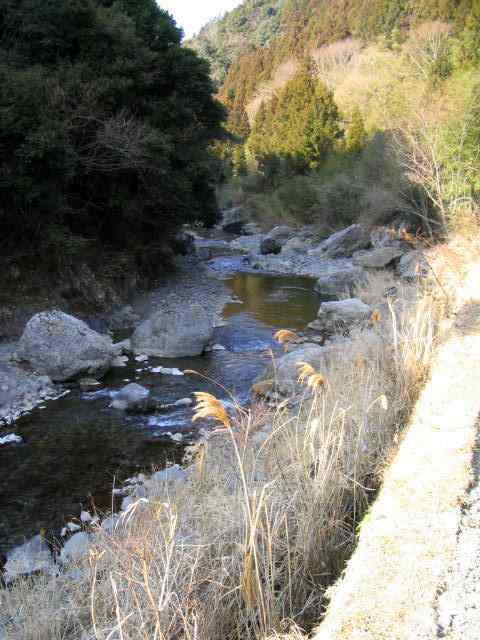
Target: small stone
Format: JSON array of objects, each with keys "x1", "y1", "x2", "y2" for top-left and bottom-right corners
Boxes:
[
  {"x1": 66, "y1": 522, "x2": 81, "y2": 532},
  {"x1": 174, "y1": 397, "x2": 193, "y2": 407},
  {"x1": 170, "y1": 433, "x2": 183, "y2": 443},
  {"x1": 135, "y1": 354, "x2": 149, "y2": 362},
  {"x1": 80, "y1": 511, "x2": 92, "y2": 523},
  {"x1": 79, "y1": 378, "x2": 101, "y2": 392}
]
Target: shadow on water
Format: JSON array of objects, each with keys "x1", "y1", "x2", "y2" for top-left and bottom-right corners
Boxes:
[{"x1": 0, "y1": 269, "x2": 319, "y2": 552}]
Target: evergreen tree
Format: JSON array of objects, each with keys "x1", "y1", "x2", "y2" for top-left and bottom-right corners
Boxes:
[
  {"x1": 345, "y1": 107, "x2": 368, "y2": 154},
  {"x1": 0, "y1": 0, "x2": 226, "y2": 266}
]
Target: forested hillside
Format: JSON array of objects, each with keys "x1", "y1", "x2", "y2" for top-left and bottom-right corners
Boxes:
[
  {"x1": 188, "y1": 0, "x2": 285, "y2": 87},
  {"x1": 209, "y1": 0, "x2": 480, "y2": 239},
  {"x1": 0, "y1": 0, "x2": 225, "y2": 288}
]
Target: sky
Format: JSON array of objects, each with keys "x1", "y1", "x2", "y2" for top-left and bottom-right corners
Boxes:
[{"x1": 159, "y1": 1, "x2": 242, "y2": 38}]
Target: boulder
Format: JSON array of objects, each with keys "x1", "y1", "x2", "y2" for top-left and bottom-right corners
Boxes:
[
  {"x1": 110, "y1": 383, "x2": 154, "y2": 412},
  {"x1": 260, "y1": 237, "x2": 282, "y2": 255},
  {"x1": 0, "y1": 363, "x2": 54, "y2": 423},
  {"x1": 132, "y1": 304, "x2": 214, "y2": 357},
  {"x1": 398, "y1": 250, "x2": 429, "y2": 280},
  {"x1": 352, "y1": 247, "x2": 406, "y2": 269},
  {"x1": 230, "y1": 234, "x2": 264, "y2": 254},
  {"x1": 4, "y1": 535, "x2": 55, "y2": 583},
  {"x1": 314, "y1": 265, "x2": 367, "y2": 299},
  {"x1": 282, "y1": 236, "x2": 312, "y2": 253},
  {"x1": 59, "y1": 532, "x2": 91, "y2": 565},
  {"x1": 309, "y1": 299, "x2": 372, "y2": 333},
  {"x1": 256, "y1": 344, "x2": 335, "y2": 396},
  {"x1": 370, "y1": 224, "x2": 411, "y2": 249},
  {"x1": 309, "y1": 225, "x2": 371, "y2": 259},
  {"x1": 267, "y1": 225, "x2": 295, "y2": 242},
  {"x1": 18, "y1": 311, "x2": 115, "y2": 382}
]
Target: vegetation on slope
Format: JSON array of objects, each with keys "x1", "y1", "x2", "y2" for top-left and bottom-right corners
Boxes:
[
  {"x1": 0, "y1": 0, "x2": 225, "y2": 284},
  {"x1": 188, "y1": 0, "x2": 285, "y2": 88},
  {"x1": 211, "y1": 1, "x2": 480, "y2": 241}
]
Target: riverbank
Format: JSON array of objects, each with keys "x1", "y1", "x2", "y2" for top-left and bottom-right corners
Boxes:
[{"x1": 1, "y1": 224, "x2": 457, "y2": 639}]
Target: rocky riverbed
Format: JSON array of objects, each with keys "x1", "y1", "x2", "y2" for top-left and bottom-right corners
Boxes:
[{"x1": 1, "y1": 217, "x2": 427, "y2": 583}]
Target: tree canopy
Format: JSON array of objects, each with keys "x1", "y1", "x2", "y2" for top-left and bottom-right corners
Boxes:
[{"x1": 0, "y1": 0, "x2": 226, "y2": 267}]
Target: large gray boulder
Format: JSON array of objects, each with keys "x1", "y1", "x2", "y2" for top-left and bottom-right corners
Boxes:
[
  {"x1": 256, "y1": 344, "x2": 335, "y2": 395},
  {"x1": 353, "y1": 247, "x2": 406, "y2": 269},
  {"x1": 314, "y1": 264, "x2": 367, "y2": 299},
  {"x1": 132, "y1": 304, "x2": 214, "y2": 357},
  {"x1": 309, "y1": 299, "x2": 372, "y2": 333},
  {"x1": 18, "y1": 311, "x2": 115, "y2": 382},
  {"x1": 309, "y1": 225, "x2": 371, "y2": 259}
]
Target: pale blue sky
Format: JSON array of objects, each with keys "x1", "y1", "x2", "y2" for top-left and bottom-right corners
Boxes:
[{"x1": 159, "y1": 1, "x2": 242, "y2": 38}]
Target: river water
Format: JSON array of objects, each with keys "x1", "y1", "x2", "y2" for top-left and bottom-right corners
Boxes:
[{"x1": 0, "y1": 266, "x2": 319, "y2": 553}]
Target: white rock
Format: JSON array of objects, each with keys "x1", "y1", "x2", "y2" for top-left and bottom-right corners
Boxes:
[
  {"x1": 135, "y1": 354, "x2": 149, "y2": 362},
  {"x1": 59, "y1": 532, "x2": 91, "y2": 564},
  {"x1": 170, "y1": 433, "x2": 183, "y2": 443},
  {"x1": 150, "y1": 366, "x2": 184, "y2": 376},
  {"x1": 67, "y1": 522, "x2": 81, "y2": 532},
  {"x1": 0, "y1": 433, "x2": 23, "y2": 446},
  {"x1": 174, "y1": 397, "x2": 193, "y2": 407},
  {"x1": 80, "y1": 511, "x2": 92, "y2": 523}
]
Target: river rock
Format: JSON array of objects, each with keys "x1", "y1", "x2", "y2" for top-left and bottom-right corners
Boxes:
[
  {"x1": 256, "y1": 344, "x2": 336, "y2": 396},
  {"x1": 353, "y1": 247, "x2": 406, "y2": 269},
  {"x1": 243, "y1": 222, "x2": 262, "y2": 235},
  {"x1": 195, "y1": 239, "x2": 242, "y2": 260},
  {"x1": 78, "y1": 378, "x2": 101, "y2": 392},
  {"x1": 309, "y1": 299, "x2": 372, "y2": 333},
  {"x1": 310, "y1": 224, "x2": 371, "y2": 259},
  {"x1": 113, "y1": 339, "x2": 132, "y2": 356},
  {"x1": 314, "y1": 264, "x2": 367, "y2": 299},
  {"x1": 147, "y1": 464, "x2": 187, "y2": 488},
  {"x1": 232, "y1": 233, "x2": 266, "y2": 254},
  {"x1": 0, "y1": 433, "x2": 23, "y2": 446},
  {"x1": 370, "y1": 224, "x2": 411, "y2": 249},
  {"x1": 17, "y1": 311, "x2": 115, "y2": 382},
  {"x1": 110, "y1": 383, "x2": 153, "y2": 412},
  {"x1": 260, "y1": 237, "x2": 282, "y2": 255},
  {"x1": 0, "y1": 363, "x2": 55, "y2": 424},
  {"x1": 59, "y1": 532, "x2": 91, "y2": 565},
  {"x1": 282, "y1": 236, "x2": 313, "y2": 253},
  {"x1": 267, "y1": 225, "x2": 295, "y2": 242},
  {"x1": 398, "y1": 249, "x2": 429, "y2": 280},
  {"x1": 4, "y1": 535, "x2": 55, "y2": 583},
  {"x1": 132, "y1": 304, "x2": 214, "y2": 358}
]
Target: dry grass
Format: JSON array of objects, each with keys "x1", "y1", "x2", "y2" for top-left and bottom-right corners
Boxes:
[{"x1": 0, "y1": 272, "x2": 450, "y2": 640}]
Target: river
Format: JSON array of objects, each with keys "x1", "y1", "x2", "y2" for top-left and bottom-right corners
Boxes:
[{"x1": 0, "y1": 262, "x2": 319, "y2": 553}]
